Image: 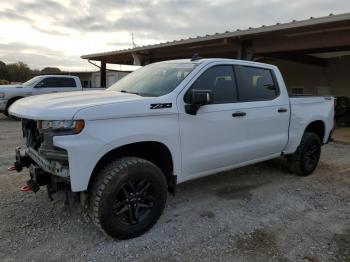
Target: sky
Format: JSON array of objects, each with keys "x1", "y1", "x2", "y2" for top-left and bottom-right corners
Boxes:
[{"x1": 0, "y1": 0, "x2": 349, "y2": 71}]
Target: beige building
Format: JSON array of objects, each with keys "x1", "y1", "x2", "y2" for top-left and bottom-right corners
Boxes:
[
  {"x1": 264, "y1": 54, "x2": 350, "y2": 96},
  {"x1": 34, "y1": 70, "x2": 130, "y2": 88},
  {"x1": 77, "y1": 70, "x2": 130, "y2": 88}
]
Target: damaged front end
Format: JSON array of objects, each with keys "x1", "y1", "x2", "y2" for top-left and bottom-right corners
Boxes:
[{"x1": 11, "y1": 119, "x2": 73, "y2": 199}]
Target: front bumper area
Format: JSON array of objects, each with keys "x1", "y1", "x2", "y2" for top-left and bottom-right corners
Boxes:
[
  {"x1": 0, "y1": 99, "x2": 7, "y2": 113},
  {"x1": 26, "y1": 147, "x2": 69, "y2": 178},
  {"x1": 15, "y1": 147, "x2": 69, "y2": 178},
  {"x1": 13, "y1": 147, "x2": 71, "y2": 195}
]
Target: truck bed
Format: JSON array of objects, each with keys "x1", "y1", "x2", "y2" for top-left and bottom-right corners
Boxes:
[
  {"x1": 284, "y1": 95, "x2": 334, "y2": 155},
  {"x1": 289, "y1": 95, "x2": 333, "y2": 105}
]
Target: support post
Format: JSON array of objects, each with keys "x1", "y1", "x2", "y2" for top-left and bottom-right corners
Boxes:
[
  {"x1": 237, "y1": 40, "x2": 253, "y2": 60},
  {"x1": 100, "y1": 61, "x2": 106, "y2": 88},
  {"x1": 132, "y1": 52, "x2": 142, "y2": 66},
  {"x1": 132, "y1": 52, "x2": 150, "y2": 66}
]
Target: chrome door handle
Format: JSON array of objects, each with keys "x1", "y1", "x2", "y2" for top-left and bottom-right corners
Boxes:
[
  {"x1": 232, "y1": 111, "x2": 246, "y2": 117},
  {"x1": 278, "y1": 108, "x2": 288, "y2": 113}
]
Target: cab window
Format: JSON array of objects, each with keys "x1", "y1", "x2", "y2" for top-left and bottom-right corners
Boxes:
[
  {"x1": 188, "y1": 65, "x2": 237, "y2": 104},
  {"x1": 235, "y1": 66, "x2": 278, "y2": 101}
]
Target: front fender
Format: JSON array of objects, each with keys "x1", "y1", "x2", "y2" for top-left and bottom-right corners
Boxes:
[
  {"x1": 54, "y1": 115, "x2": 181, "y2": 192},
  {"x1": 53, "y1": 133, "x2": 114, "y2": 192},
  {"x1": 85, "y1": 116, "x2": 182, "y2": 178}
]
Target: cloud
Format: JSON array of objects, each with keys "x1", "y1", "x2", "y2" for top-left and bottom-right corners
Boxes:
[
  {"x1": 0, "y1": 0, "x2": 349, "y2": 70},
  {"x1": 0, "y1": 42, "x2": 84, "y2": 70},
  {"x1": 60, "y1": 0, "x2": 350, "y2": 39}
]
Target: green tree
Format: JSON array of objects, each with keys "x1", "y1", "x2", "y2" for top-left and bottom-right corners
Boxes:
[
  {"x1": 0, "y1": 60, "x2": 9, "y2": 81},
  {"x1": 6, "y1": 62, "x2": 31, "y2": 82},
  {"x1": 41, "y1": 67, "x2": 61, "y2": 74},
  {"x1": 31, "y1": 69, "x2": 40, "y2": 74}
]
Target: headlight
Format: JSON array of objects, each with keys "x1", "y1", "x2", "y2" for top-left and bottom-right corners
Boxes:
[
  {"x1": 38, "y1": 120, "x2": 85, "y2": 134},
  {"x1": 0, "y1": 92, "x2": 5, "y2": 99}
]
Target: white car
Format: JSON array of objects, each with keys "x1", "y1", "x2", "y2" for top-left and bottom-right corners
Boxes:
[
  {"x1": 0, "y1": 75, "x2": 82, "y2": 117},
  {"x1": 9, "y1": 58, "x2": 334, "y2": 239}
]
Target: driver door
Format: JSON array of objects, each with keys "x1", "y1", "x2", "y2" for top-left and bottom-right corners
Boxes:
[{"x1": 178, "y1": 64, "x2": 251, "y2": 178}]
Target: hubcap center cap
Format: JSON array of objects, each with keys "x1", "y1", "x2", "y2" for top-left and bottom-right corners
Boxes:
[{"x1": 129, "y1": 196, "x2": 138, "y2": 203}]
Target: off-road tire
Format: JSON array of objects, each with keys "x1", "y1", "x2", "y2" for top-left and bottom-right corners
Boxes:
[
  {"x1": 90, "y1": 157, "x2": 167, "y2": 239},
  {"x1": 287, "y1": 132, "x2": 321, "y2": 176}
]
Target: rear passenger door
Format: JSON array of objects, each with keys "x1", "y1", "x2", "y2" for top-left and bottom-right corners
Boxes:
[{"x1": 233, "y1": 65, "x2": 290, "y2": 160}]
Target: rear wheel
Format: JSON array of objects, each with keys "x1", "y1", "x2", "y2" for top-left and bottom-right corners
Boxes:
[
  {"x1": 90, "y1": 157, "x2": 167, "y2": 239},
  {"x1": 287, "y1": 132, "x2": 321, "y2": 176}
]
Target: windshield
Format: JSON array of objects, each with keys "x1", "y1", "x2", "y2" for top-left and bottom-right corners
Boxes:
[
  {"x1": 22, "y1": 76, "x2": 41, "y2": 87},
  {"x1": 108, "y1": 62, "x2": 197, "y2": 97}
]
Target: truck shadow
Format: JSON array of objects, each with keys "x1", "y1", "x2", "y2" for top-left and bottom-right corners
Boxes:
[
  {"x1": 175, "y1": 157, "x2": 291, "y2": 201},
  {"x1": 0, "y1": 114, "x2": 19, "y2": 123}
]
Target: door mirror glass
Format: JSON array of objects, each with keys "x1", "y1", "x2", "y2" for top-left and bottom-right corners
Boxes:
[
  {"x1": 190, "y1": 89, "x2": 213, "y2": 105},
  {"x1": 35, "y1": 81, "x2": 44, "y2": 88},
  {"x1": 185, "y1": 89, "x2": 213, "y2": 115}
]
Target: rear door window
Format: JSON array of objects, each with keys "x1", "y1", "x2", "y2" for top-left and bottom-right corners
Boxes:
[{"x1": 235, "y1": 66, "x2": 278, "y2": 101}]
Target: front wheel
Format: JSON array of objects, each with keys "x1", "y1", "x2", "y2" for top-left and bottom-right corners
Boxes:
[
  {"x1": 90, "y1": 157, "x2": 167, "y2": 239},
  {"x1": 287, "y1": 132, "x2": 321, "y2": 176}
]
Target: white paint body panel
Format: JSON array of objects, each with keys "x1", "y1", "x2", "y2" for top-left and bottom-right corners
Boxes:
[
  {"x1": 9, "y1": 59, "x2": 334, "y2": 192},
  {"x1": 284, "y1": 96, "x2": 334, "y2": 153}
]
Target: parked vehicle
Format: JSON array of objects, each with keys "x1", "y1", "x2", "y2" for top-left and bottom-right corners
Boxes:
[
  {"x1": 9, "y1": 58, "x2": 334, "y2": 239},
  {"x1": 0, "y1": 75, "x2": 87, "y2": 117},
  {"x1": 335, "y1": 96, "x2": 350, "y2": 126}
]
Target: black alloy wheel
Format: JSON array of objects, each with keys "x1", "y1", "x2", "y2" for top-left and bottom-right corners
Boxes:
[
  {"x1": 113, "y1": 178, "x2": 156, "y2": 225},
  {"x1": 287, "y1": 132, "x2": 322, "y2": 176},
  {"x1": 302, "y1": 143, "x2": 321, "y2": 174},
  {"x1": 90, "y1": 157, "x2": 167, "y2": 239}
]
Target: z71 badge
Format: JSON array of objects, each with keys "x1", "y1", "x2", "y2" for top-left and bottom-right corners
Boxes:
[{"x1": 150, "y1": 103, "x2": 172, "y2": 109}]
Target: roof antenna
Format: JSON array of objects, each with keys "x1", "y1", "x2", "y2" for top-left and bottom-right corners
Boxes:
[
  {"x1": 131, "y1": 32, "x2": 137, "y2": 48},
  {"x1": 191, "y1": 53, "x2": 202, "y2": 61}
]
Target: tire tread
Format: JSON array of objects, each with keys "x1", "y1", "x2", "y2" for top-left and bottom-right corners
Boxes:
[
  {"x1": 287, "y1": 132, "x2": 321, "y2": 176},
  {"x1": 89, "y1": 157, "x2": 167, "y2": 239}
]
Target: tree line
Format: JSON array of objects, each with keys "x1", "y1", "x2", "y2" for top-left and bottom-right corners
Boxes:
[{"x1": 0, "y1": 60, "x2": 61, "y2": 85}]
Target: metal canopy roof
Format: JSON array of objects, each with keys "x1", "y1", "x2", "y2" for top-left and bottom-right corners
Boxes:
[{"x1": 81, "y1": 12, "x2": 350, "y2": 64}]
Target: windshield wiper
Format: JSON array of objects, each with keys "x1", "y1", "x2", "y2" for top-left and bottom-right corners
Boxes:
[{"x1": 120, "y1": 90, "x2": 140, "y2": 95}]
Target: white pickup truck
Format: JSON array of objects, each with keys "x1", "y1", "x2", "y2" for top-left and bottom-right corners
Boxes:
[
  {"x1": 9, "y1": 58, "x2": 334, "y2": 239},
  {"x1": 0, "y1": 75, "x2": 83, "y2": 117}
]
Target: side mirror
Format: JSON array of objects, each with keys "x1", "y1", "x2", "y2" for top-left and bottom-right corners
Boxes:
[
  {"x1": 35, "y1": 82, "x2": 44, "y2": 88},
  {"x1": 185, "y1": 89, "x2": 213, "y2": 115}
]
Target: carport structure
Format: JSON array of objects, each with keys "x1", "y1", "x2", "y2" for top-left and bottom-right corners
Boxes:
[{"x1": 82, "y1": 12, "x2": 350, "y2": 97}]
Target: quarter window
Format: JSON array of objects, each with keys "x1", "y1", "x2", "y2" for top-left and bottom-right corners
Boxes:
[
  {"x1": 189, "y1": 65, "x2": 237, "y2": 104},
  {"x1": 235, "y1": 66, "x2": 278, "y2": 101},
  {"x1": 56, "y1": 78, "x2": 76, "y2": 87}
]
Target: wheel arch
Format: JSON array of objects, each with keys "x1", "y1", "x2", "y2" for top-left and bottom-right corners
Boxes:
[
  {"x1": 4, "y1": 96, "x2": 24, "y2": 116},
  {"x1": 6, "y1": 96, "x2": 24, "y2": 110},
  {"x1": 304, "y1": 120, "x2": 325, "y2": 143},
  {"x1": 88, "y1": 141, "x2": 176, "y2": 194}
]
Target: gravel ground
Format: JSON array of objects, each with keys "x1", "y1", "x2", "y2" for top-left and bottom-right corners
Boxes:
[{"x1": 0, "y1": 114, "x2": 349, "y2": 262}]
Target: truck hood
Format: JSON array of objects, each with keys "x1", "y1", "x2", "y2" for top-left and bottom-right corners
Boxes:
[
  {"x1": 0, "y1": 85, "x2": 23, "y2": 92},
  {"x1": 9, "y1": 90, "x2": 146, "y2": 120}
]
